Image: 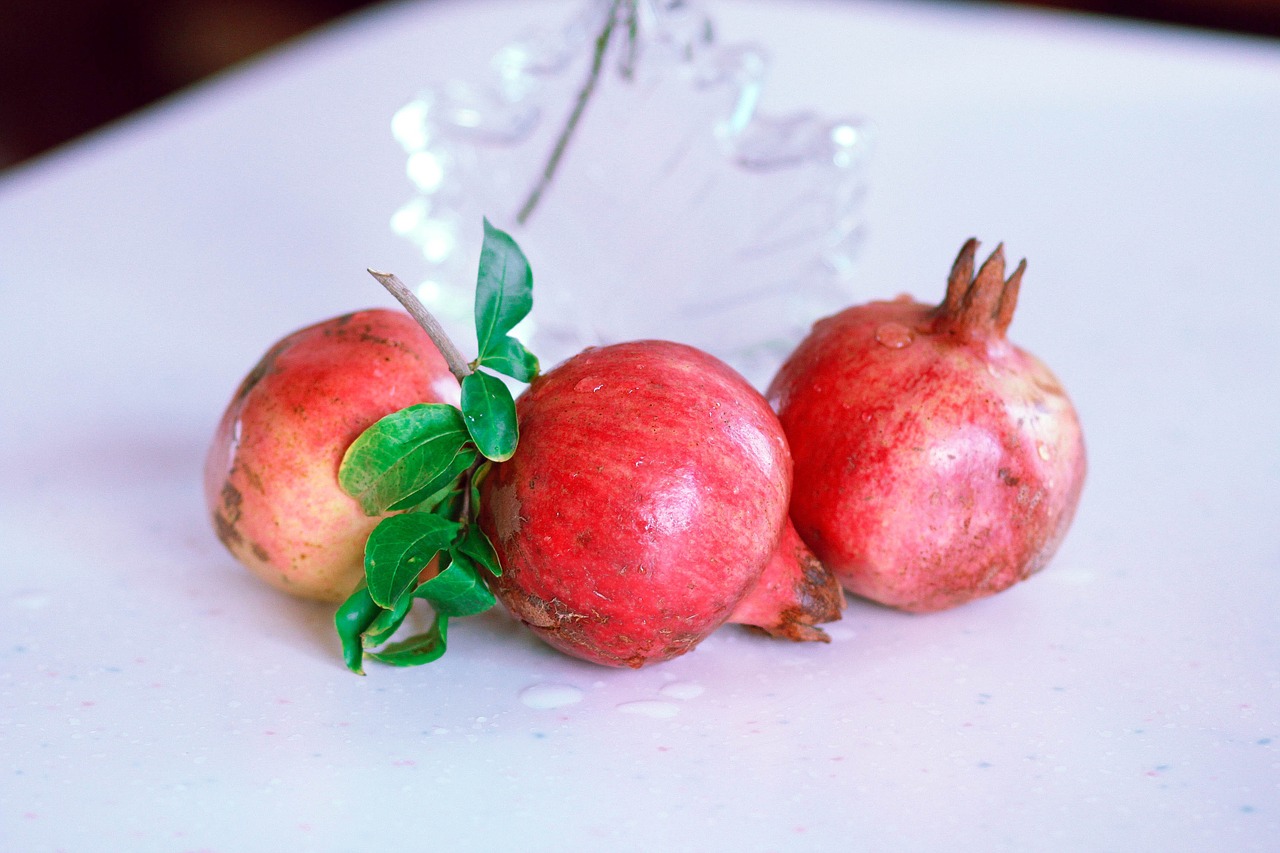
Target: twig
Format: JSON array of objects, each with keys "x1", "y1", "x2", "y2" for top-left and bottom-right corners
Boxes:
[{"x1": 367, "y1": 269, "x2": 473, "y2": 382}]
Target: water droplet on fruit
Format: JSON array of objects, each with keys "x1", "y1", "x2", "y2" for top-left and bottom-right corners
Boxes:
[
  {"x1": 659, "y1": 681, "x2": 704, "y2": 700},
  {"x1": 1037, "y1": 443, "x2": 1052, "y2": 461},
  {"x1": 573, "y1": 377, "x2": 605, "y2": 393},
  {"x1": 875, "y1": 323, "x2": 913, "y2": 349},
  {"x1": 617, "y1": 700, "x2": 679, "y2": 719},
  {"x1": 519, "y1": 683, "x2": 584, "y2": 709}
]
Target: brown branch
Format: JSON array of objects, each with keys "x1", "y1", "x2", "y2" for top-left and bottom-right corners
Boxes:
[{"x1": 367, "y1": 269, "x2": 473, "y2": 382}]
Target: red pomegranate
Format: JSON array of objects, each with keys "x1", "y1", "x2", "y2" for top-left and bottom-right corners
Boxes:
[
  {"x1": 769, "y1": 240, "x2": 1086, "y2": 612},
  {"x1": 479, "y1": 340, "x2": 843, "y2": 667}
]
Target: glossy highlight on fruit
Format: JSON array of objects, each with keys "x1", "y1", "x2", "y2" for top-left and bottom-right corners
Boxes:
[
  {"x1": 769, "y1": 240, "x2": 1086, "y2": 612},
  {"x1": 205, "y1": 308, "x2": 459, "y2": 602}
]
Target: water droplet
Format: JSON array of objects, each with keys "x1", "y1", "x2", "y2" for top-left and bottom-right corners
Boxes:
[
  {"x1": 1037, "y1": 443, "x2": 1052, "y2": 461},
  {"x1": 875, "y1": 323, "x2": 913, "y2": 349},
  {"x1": 11, "y1": 591, "x2": 50, "y2": 610},
  {"x1": 573, "y1": 377, "x2": 605, "y2": 393},
  {"x1": 616, "y1": 700, "x2": 679, "y2": 719},
  {"x1": 659, "y1": 681, "x2": 704, "y2": 700},
  {"x1": 519, "y1": 683, "x2": 584, "y2": 709}
]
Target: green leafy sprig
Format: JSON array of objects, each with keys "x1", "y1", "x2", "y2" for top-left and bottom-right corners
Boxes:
[{"x1": 335, "y1": 218, "x2": 538, "y2": 674}]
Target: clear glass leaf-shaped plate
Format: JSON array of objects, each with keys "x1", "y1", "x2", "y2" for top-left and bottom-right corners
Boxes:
[{"x1": 389, "y1": 0, "x2": 873, "y2": 387}]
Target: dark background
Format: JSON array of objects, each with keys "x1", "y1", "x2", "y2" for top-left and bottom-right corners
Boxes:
[{"x1": 2, "y1": 0, "x2": 1278, "y2": 173}]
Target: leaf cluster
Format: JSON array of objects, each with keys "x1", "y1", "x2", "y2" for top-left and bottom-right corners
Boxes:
[{"x1": 334, "y1": 219, "x2": 538, "y2": 673}]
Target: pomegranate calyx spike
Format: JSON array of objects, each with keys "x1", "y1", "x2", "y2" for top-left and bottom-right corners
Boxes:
[
  {"x1": 942, "y1": 238, "x2": 980, "y2": 316},
  {"x1": 996, "y1": 258, "x2": 1027, "y2": 335},
  {"x1": 969, "y1": 242, "x2": 1007, "y2": 315}
]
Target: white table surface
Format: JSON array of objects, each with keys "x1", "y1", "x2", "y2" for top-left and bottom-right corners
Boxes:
[{"x1": 2, "y1": 0, "x2": 1278, "y2": 850}]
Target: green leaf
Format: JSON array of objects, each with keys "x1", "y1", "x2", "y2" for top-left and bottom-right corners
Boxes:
[
  {"x1": 432, "y1": 485, "x2": 466, "y2": 522},
  {"x1": 339, "y1": 403, "x2": 474, "y2": 515},
  {"x1": 362, "y1": 592, "x2": 414, "y2": 648},
  {"x1": 461, "y1": 371, "x2": 518, "y2": 462},
  {"x1": 469, "y1": 461, "x2": 492, "y2": 513},
  {"x1": 454, "y1": 522, "x2": 503, "y2": 578},
  {"x1": 334, "y1": 585, "x2": 381, "y2": 675},
  {"x1": 476, "y1": 335, "x2": 540, "y2": 383},
  {"x1": 414, "y1": 554, "x2": 497, "y2": 616},
  {"x1": 368, "y1": 616, "x2": 449, "y2": 667},
  {"x1": 387, "y1": 447, "x2": 477, "y2": 513},
  {"x1": 403, "y1": 469, "x2": 466, "y2": 516},
  {"x1": 364, "y1": 512, "x2": 461, "y2": 608},
  {"x1": 475, "y1": 218, "x2": 533, "y2": 362}
]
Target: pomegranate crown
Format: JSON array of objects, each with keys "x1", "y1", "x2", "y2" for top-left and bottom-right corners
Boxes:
[{"x1": 934, "y1": 238, "x2": 1027, "y2": 340}]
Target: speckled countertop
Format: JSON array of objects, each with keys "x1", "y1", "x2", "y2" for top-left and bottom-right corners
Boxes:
[{"x1": 2, "y1": 1, "x2": 1277, "y2": 850}]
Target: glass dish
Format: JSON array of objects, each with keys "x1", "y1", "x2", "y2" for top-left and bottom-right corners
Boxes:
[{"x1": 389, "y1": 0, "x2": 872, "y2": 386}]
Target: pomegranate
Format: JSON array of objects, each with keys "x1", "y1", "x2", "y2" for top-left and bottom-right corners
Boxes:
[
  {"x1": 768, "y1": 240, "x2": 1086, "y2": 612},
  {"x1": 205, "y1": 309, "x2": 459, "y2": 602},
  {"x1": 478, "y1": 340, "x2": 843, "y2": 667}
]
